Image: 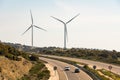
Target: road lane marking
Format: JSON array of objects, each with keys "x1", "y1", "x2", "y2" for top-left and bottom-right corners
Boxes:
[{"x1": 58, "y1": 65, "x2": 69, "y2": 80}]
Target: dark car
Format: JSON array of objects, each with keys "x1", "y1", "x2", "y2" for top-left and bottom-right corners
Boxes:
[{"x1": 74, "y1": 68, "x2": 80, "y2": 73}]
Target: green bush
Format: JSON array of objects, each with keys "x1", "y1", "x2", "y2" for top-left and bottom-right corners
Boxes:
[
  {"x1": 20, "y1": 75, "x2": 30, "y2": 80},
  {"x1": 83, "y1": 65, "x2": 89, "y2": 69},
  {"x1": 16, "y1": 57, "x2": 22, "y2": 61},
  {"x1": 5, "y1": 53, "x2": 21, "y2": 61},
  {"x1": 29, "y1": 62, "x2": 45, "y2": 75},
  {"x1": 37, "y1": 69, "x2": 50, "y2": 80},
  {"x1": 29, "y1": 54, "x2": 39, "y2": 61},
  {"x1": 21, "y1": 53, "x2": 30, "y2": 60},
  {"x1": 5, "y1": 53, "x2": 14, "y2": 60}
]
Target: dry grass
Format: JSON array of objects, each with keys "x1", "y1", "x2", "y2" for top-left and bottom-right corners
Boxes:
[{"x1": 0, "y1": 56, "x2": 32, "y2": 80}]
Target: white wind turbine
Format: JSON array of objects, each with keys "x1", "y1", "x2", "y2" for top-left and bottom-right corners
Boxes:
[
  {"x1": 22, "y1": 10, "x2": 46, "y2": 48},
  {"x1": 51, "y1": 14, "x2": 80, "y2": 49}
]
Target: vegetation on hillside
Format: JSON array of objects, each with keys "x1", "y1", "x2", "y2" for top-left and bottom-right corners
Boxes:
[
  {"x1": 0, "y1": 42, "x2": 22, "y2": 60},
  {"x1": 98, "y1": 69, "x2": 120, "y2": 80},
  {"x1": 0, "y1": 42, "x2": 50, "y2": 80},
  {"x1": 41, "y1": 48, "x2": 120, "y2": 65},
  {"x1": 5, "y1": 42, "x2": 120, "y2": 65},
  {"x1": 20, "y1": 61, "x2": 50, "y2": 80},
  {"x1": 0, "y1": 42, "x2": 39, "y2": 61}
]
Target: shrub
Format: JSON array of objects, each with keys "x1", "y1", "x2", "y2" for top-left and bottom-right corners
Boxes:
[
  {"x1": 83, "y1": 65, "x2": 89, "y2": 69},
  {"x1": 37, "y1": 69, "x2": 50, "y2": 80},
  {"x1": 21, "y1": 53, "x2": 30, "y2": 60},
  {"x1": 29, "y1": 54, "x2": 39, "y2": 61},
  {"x1": 5, "y1": 53, "x2": 21, "y2": 61},
  {"x1": 16, "y1": 57, "x2": 22, "y2": 61},
  {"x1": 20, "y1": 75, "x2": 30, "y2": 80},
  {"x1": 20, "y1": 61, "x2": 50, "y2": 80},
  {"x1": 5, "y1": 53, "x2": 14, "y2": 60}
]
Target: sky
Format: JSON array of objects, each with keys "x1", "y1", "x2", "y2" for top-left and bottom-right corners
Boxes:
[{"x1": 0, "y1": 0, "x2": 120, "y2": 51}]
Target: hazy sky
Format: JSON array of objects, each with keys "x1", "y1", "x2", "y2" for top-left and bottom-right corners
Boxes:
[{"x1": 0, "y1": 0, "x2": 120, "y2": 51}]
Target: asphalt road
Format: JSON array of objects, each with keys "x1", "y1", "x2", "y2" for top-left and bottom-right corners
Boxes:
[
  {"x1": 42, "y1": 55, "x2": 120, "y2": 75},
  {"x1": 40, "y1": 57, "x2": 93, "y2": 80}
]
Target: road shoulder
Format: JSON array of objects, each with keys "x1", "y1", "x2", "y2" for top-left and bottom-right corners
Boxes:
[{"x1": 45, "y1": 63, "x2": 59, "y2": 80}]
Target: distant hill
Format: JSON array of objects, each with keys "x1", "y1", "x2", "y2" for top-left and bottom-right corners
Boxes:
[{"x1": 3, "y1": 42, "x2": 62, "y2": 53}]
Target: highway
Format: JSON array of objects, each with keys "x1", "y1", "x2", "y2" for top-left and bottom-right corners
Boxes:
[
  {"x1": 40, "y1": 57, "x2": 93, "y2": 80},
  {"x1": 42, "y1": 55, "x2": 120, "y2": 75}
]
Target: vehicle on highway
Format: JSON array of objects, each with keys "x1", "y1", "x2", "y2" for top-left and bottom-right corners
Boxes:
[
  {"x1": 74, "y1": 68, "x2": 80, "y2": 73},
  {"x1": 64, "y1": 66, "x2": 70, "y2": 71}
]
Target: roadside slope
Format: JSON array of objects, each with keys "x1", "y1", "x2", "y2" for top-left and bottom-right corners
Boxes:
[{"x1": 0, "y1": 56, "x2": 32, "y2": 80}]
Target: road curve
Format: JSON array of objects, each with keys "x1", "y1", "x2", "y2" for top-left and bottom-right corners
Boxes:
[
  {"x1": 40, "y1": 57, "x2": 93, "y2": 80},
  {"x1": 42, "y1": 55, "x2": 120, "y2": 75}
]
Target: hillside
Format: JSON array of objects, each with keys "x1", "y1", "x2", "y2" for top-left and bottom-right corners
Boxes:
[
  {"x1": 0, "y1": 42, "x2": 32, "y2": 80},
  {"x1": 0, "y1": 42, "x2": 50, "y2": 80},
  {"x1": 0, "y1": 56, "x2": 32, "y2": 80}
]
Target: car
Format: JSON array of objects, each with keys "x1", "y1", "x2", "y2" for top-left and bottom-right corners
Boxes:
[
  {"x1": 64, "y1": 66, "x2": 70, "y2": 71},
  {"x1": 74, "y1": 68, "x2": 80, "y2": 73}
]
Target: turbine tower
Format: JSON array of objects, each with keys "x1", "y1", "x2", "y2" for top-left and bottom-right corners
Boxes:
[
  {"x1": 51, "y1": 14, "x2": 80, "y2": 49},
  {"x1": 22, "y1": 10, "x2": 46, "y2": 48}
]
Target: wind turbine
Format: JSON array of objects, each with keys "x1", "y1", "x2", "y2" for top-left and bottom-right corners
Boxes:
[
  {"x1": 22, "y1": 10, "x2": 46, "y2": 48},
  {"x1": 51, "y1": 13, "x2": 80, "y2": 49}
]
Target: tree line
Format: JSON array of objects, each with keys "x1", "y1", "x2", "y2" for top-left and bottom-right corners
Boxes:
[{"x1": 3, "y1": 42, "x2": 120, "y2": 65}]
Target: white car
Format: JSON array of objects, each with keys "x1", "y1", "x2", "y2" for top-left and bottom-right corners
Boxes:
[{"x1": 64, "y1": 66, "x2": 70, "y2": 71}]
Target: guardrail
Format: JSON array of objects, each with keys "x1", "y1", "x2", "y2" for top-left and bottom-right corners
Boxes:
[{"x1": 74, "y1": 64, "x2": 101, "y2": 80}]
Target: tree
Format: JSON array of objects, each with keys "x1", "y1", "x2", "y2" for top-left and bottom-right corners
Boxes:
[{"x1": 93, "y1": 65, "x2": 97, "y2": 70}]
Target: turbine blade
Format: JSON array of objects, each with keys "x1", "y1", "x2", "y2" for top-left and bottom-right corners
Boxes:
[
  {"x1": 51, "y1": 16, "x2": 65, "y2": 24},
  {"x1": 30, "y1": 10, "x2": 33, "y2": 24},
  {"x1": 22, "y1": 26, "x2": 32, "y2": 35},
  {"x1": 65, "y1": 26, "x2": 68, "y2": 42},
  {"x1": 34, "y1": 25, "x2": 47, "y2": 31},
  {"x1": 66, "y1": 13, "x2": 80, "y2": 24}
]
